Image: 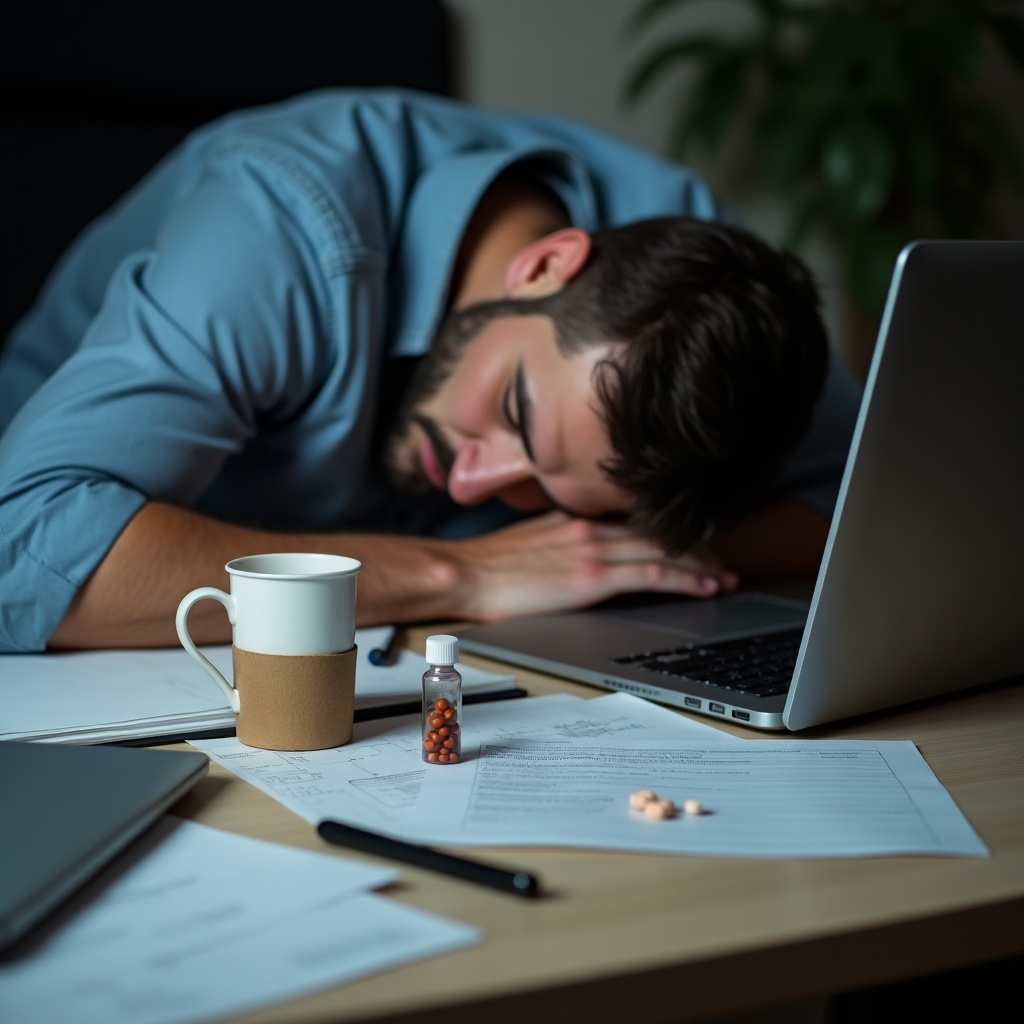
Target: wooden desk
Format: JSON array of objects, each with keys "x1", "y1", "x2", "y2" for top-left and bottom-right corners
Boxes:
[{"x1": 170, "y1": 630, "x2": 1024, "y2": 1023}]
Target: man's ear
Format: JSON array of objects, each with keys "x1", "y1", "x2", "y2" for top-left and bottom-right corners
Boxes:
[{"x1": 504, "y1": 228, "x2": 592, "y2": 297}]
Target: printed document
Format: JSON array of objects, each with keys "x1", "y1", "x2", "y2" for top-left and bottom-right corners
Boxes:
[
  {"x1": 405, "y1": 737, "x2": 989, "y2": 857},
  {"x1": 192, "y1": 693, "x2": 721, "y2": 835},
  {"x1": 0, "y1": 817, "x2": 480, "y2": 1024},
  {"x1": 194, "y1": 692, "x2": 987, "y2": 857}
]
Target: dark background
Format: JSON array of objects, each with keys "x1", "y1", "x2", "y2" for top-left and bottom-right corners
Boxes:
[{"x1": 0, "y1": 0, "x2": 453, "y2": 344}]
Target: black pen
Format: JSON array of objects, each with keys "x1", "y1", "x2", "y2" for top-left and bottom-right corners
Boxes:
[
  {"x1": 316, "y1": 819, "x2": 541, "y2": 898},
  {"x1": 367, "y1": 627, "x2": 400, "y2": 666}
]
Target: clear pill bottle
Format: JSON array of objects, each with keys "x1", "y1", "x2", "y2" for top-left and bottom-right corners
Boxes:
[{"x1": 421, "y1": 634, "x2": 462, "y2": 764}]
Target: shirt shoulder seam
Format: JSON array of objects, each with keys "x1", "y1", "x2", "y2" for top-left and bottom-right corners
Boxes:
[{"x1": 210, "y1": 138, "x2": 384, "y2": 277}]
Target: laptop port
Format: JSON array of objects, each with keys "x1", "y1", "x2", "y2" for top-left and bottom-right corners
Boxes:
[
  {"x1": 731, "y1": 710, "x2": 751, "y2": 721},
  {"x1": 709, "y1": 702, "x2": 725, "y2": 714},
  {"x1": 684, "y1": 697, "x2": 701, "y2": 709}
]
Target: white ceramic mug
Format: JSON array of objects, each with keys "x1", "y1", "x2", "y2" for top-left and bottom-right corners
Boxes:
[{"x1": 175, "y1": 552, "x2": 361, "y2": 713}]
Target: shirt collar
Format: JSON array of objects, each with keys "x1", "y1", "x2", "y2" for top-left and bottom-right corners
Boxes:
[{"x1": 389, "y1": 145, "x2": 598, "y2": 357}]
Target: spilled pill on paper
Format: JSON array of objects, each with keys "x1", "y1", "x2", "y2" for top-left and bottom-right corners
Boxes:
[
  {"x1": 629, "y1": 790, "x2": 706, "y2": 819},
  {"x1": 629, "y1": 789, "x2": 658, "y2": 810},
  {"x1": 644, "y1": 798, "x2": 676, "y2": 819}
]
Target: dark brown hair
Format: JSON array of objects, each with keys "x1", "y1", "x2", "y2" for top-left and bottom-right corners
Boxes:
[{"x1": 540, "y1": 217, "x2": 829, "y2": 554}]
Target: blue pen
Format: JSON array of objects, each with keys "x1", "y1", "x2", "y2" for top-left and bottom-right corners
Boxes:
[{"x1": 367, "y1": 627, "x2": 400, "y2": 666}]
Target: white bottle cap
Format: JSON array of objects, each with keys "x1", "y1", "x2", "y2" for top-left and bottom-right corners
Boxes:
[{"x1": 425, "y1": 634, "x2": 459, "y2": 666}]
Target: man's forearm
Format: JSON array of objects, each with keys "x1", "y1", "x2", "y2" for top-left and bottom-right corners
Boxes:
[
  {"x1": 47, "y1": 501, "x2": 748, "y2": 651},
  {"x1": 47, "y1": 502, "x2": 462, "y2": 650}
]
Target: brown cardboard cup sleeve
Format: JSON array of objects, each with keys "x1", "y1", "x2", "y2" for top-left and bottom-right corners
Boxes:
[{"x1": 232, "y1": 645, "x2": 357, "y2": 750}]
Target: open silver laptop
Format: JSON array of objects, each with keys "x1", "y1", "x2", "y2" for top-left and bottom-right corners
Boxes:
[
  {"x1": 0, "y1": 741, "x2": 208, "y2": 951},
  {"x1": 459, "y1": 240, "x2": 1024, "y2": 731}
]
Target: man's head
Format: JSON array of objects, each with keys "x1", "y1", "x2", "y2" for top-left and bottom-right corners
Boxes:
[{"x1": 385, "y1": 216, "x2": 829, "y2": 554}]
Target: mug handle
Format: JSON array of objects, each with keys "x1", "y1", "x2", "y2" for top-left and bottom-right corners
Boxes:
[{"x1": 175, "y1": 587, "x2": 240, "y2": 712}]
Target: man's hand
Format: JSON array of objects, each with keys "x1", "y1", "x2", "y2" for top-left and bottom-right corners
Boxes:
[{"x1": 444, "y1": 511, "x2": 739, "y2": 622}]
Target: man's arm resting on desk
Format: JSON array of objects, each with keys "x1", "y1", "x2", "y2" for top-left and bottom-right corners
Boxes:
[{"x1": 47, "y1": 501, "x2": 742, "y2": 649}]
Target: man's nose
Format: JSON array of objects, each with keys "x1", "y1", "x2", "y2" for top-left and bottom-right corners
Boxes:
[{"x1": 446, "y1": 438, "x2": 533, "y2": 506}]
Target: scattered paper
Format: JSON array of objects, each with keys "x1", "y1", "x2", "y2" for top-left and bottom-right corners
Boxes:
[
  {"x1": 0, "y1": 627, "x2": 515, "y2": 744},
  {"x1": 0, "y1": 817, "x2": 480, "y2": 1024},
  {"x1": 192, "y1": 692, "x2": 739, "y2": 836},
  {"x1": 194, "y1": 692, "x2": 987, "y2": 859}
]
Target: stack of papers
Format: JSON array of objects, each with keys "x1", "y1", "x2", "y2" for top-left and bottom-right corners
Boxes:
[
  {"x1": 0, "y1": 627, "x2": 516, "y2": 744},
  {"x1": 0, "y1": 817, "x2": 480, "y2": 1024},
  {"x1": 193, "y1": 692, "x2": 989, "y2": 859}
]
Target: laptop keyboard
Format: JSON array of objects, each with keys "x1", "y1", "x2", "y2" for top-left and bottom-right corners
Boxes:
[{"x1": 610, "y1": 627, "x2": 804, "y2": 697}]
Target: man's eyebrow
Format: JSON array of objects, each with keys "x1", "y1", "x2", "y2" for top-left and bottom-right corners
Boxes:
[{"x1": 514, "y1": 361, "x2": 536, "y2": 464}]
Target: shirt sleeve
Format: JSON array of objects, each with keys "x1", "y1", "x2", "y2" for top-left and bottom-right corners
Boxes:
[{"x1": 0, "y1": 147, "x2": 343, "y2": 651}]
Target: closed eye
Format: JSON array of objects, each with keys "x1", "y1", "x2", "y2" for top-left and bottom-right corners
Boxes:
[
  {"x1": 500, "y1": 363, "x2": 536, "y2": 464},
  {"x1": 501, "y1": 381, "x2": 517, "y2": 430},
  {"x1": 513, "y1": 362, "x2": 536, "y2": 463}
]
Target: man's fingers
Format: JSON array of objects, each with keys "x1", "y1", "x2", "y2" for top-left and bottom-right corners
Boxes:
[
  {"x1": 458, "y1": 512, "x2": 741, "y2": 621},
  {"x1": 596, "y1": 558, "x2": 735, "y2": 598},
  {"x1": 547, "y1": 519, "x2": 740, "y2": 588}
]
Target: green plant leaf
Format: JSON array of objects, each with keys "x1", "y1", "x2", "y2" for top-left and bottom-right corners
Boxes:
[
  {"x1": 969, "y1": 104, "x2": 1024, "y2": 186},
  {"x1": 623, "y1": 36, "x2": 728, "y2": 102},
  {"x1": 821, "y1": 116, "x2": 895, "y2": 221},
  {"x1": 681, "y1": 51, "x2": 750, "y2": 153},
  {"x1": 898, "y1": 119, "x2": 941, "y2": 206},
  {"x1": 624, "y1": 0, "x2": 777, "y2": 38},
  {"x1": 624, "y1": 0, "x2": 705, "y2": 38},
  {"x1": 747, "y1": 0, "x2": 786, "y2": 21},
  {"x1": 985, "y1": 12, "x2": 1024, "y2": 73},
  {"x1": 620, "y1": 0, "x2": 1024, "y2": 313},
  {"x1": 758, "y1": 92, "x2": 837, "y2": 194},
  {"x1": 910, "y1": 9, "x2": 982, "y2": 80},
  {"x1": 785, "y1": 191, "x2": 831, "y2": 251},
  {"x1": 843, "y1": 224, "x2": 910, "y2": 318}
]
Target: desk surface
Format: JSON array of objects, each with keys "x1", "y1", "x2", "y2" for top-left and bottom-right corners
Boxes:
[{"x1": 170, "y1": 627, "x2": 1024, "y2": 1024}]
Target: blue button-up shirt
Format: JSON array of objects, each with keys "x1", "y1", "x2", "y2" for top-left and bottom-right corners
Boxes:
[{"x1": 0, "y1": 88, "x2": 860, "y2": 651}]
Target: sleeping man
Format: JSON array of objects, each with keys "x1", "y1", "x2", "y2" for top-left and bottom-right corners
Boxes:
[{"x1": 0, "y1": 89, "x2": 861, "y2": 652}]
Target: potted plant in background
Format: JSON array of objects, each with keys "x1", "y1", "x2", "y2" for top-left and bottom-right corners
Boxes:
[{"x1": 623, "y1": 0, "x2": 1024, "y2": 374}]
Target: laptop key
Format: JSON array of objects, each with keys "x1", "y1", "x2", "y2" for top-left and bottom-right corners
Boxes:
[
  {"x1": 611, "y1": 649, "x2": 676, "y2": 664},
  {"x1": 626, "y1": 627, "x2": 803, "y2": 693}
]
